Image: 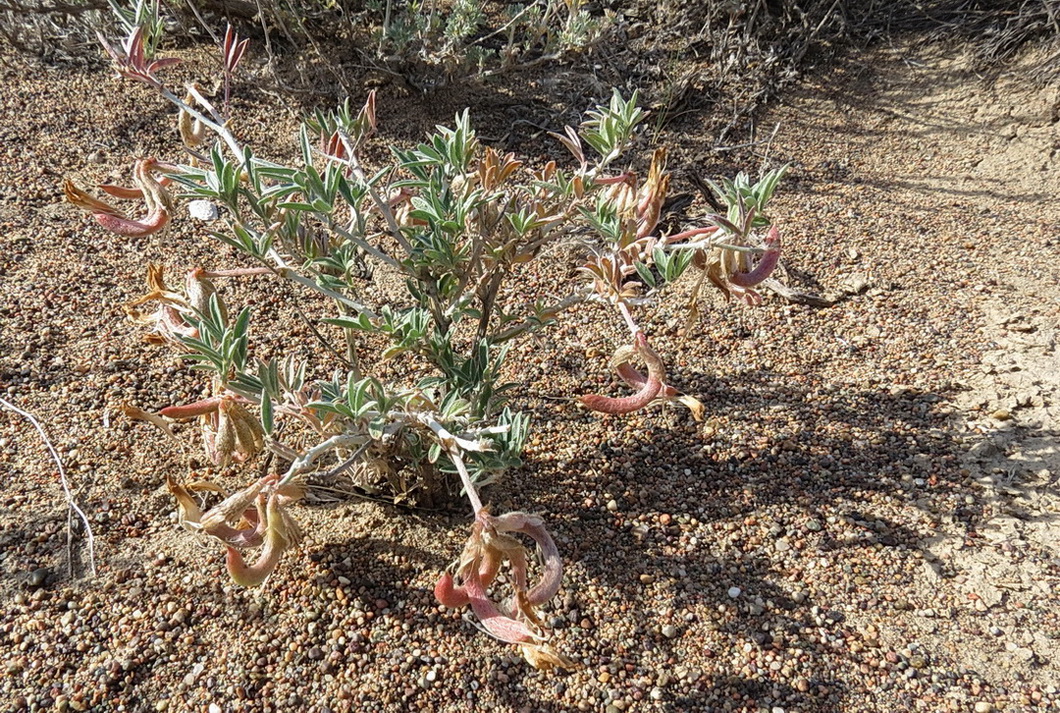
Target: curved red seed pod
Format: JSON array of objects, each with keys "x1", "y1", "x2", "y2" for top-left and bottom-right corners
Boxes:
[
  {"x1": 98, "y1": 175, "x2": 172, "y2": 199},
  {"x1": 225, "y1": 494, "x2": 290, "y2": 587},
  {"x1": 615, "y1": 363, "x2": 680, "y2": 399},
  {"x1": 434, "y1": 571, "x2": 471, "y2": 608},
  {"x1": 96, "y1": 184, "x2": 143, "y2": 200},
  {"x1": 159, "y1": 396, "x2": 222, "y2": 419},
  {"x1": 492, "y1": 512, "x2": 563, "y2": 606},
  {"x1": 463, "y1": 567, "x2": 537, "y2": 644},
  {"x1": 93, "y1": 208, "x2": 169, "y2": 237},
  {"x1": 225, "y1": 545, "x2": 274, "y2": 586},
  {"x1": 579, "y1": 333, "x2": 665, "y2": 415},
  {"x1": 730, "y1": 226, "x2": 781, "y2": 287},
  {"x1": 592, "y1": 172, "x2": 631, "y2": 186}
]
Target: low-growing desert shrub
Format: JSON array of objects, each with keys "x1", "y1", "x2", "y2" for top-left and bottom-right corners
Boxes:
[{"x1": 67, "y1": 24, "x2": 789, "y2": 668}]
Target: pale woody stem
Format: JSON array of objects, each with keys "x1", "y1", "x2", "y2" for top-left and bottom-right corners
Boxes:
[
  {"x1": 449, "y1": 449, "x2": 484, "y2": 516},
  {"x1": 277, "y1": 434, "x2": 367, "y2": 488}
]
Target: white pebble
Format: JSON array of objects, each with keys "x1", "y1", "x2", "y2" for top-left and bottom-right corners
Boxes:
[
  {"x1": 188, "y1": 200, "x2": 219, "y2": 221},
  {"x1": 727, "y1": 586, "x2": 742, "y2": 599}
]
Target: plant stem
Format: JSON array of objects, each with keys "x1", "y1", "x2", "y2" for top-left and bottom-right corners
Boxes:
[
  {"x1": 617, "y1": 300, "x2": 639, "y2": 338},
  {"x1": 336, "y1": 131, "x2": 414, "y2": 257},
  {"x1": 277, "y1": 433, "x2": 367, "y2": 488},
  {"x1": 0, "y1": 397, "x2": 96, "y2": 578},
  {"x1": 663, "y1": 226, "x2": 718, "y2": 243},
  {"x1": 274, "y1": 267, "x2": 380, "y2": 321},
  {"x1": 448, "y1": 448, "x2": 483, "y2": 515},
  {"x1": 158, "y1": 84, "x2": 244, "y2": 161},
  {"x1": 200, "y1": 267, "x2": 273, "y2": 278},
  {"x1": 667, "y1": 241, "x2": 762, "y2": 253},
  {"x1": 490, "y1": 287, "x2": 591, "y2": 342}
]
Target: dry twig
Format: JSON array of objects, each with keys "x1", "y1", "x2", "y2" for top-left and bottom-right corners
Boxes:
[{"x1": 0, "y1": 397, "x2": 97, "y2": 578}]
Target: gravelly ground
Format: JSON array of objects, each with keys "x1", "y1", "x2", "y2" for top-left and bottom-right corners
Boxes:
[{"x1": 2, "y1": 37, "x2": 1059, "y2": 713}]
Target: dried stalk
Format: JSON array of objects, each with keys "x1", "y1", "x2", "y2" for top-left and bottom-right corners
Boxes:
[{"x1": 0, "y1": 397, "x2": 96, "y2": 578}]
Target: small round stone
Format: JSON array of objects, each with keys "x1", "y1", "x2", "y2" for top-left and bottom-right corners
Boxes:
[{"x1": 28, "y1": 568, "x2": 49, "y2": 589}]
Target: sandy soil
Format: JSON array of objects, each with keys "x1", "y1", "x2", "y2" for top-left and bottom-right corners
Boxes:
[{"x1": 1, "y1": 38, "x2": 1059, "y2": 713}]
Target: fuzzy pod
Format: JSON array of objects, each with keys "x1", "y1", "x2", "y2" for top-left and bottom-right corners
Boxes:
[
  {"x1": 615, "y1": 363, "x2": 680, "y2": 399},
  {"x1": 463, "y1": 567, "x2": 538, "y2": 645},
  {"x1": 579, "y1": 333, "x2": 666, "y2": 415},
  {"x1": 178, "y1": 92, "x2": 206, "y2": 149},
  {"x1": 213, "y1": 404, "x2": 237, "y2": 466},
  {"x1": 92, "y1": 207, "x2": 170, "y2": 237},
  {"x1": 492, "y1": 512, "x2": 563, "y2": 606},
  {"x1": 225, "y1": 492, "x2": 299, "y2": 587},
  {"x1": 98, "y1": 175, "x2": 173, "y2": 199},
  {"x1": 185, "y1": 268, "x2": 227, "y2": 323},
  {"x1": 730, "y1": 226, "x2": 781, "y2": 287},
  {"x1": 226, "y1": 400, "x2": 264, "y2": 459},
  {"x1": 159, "y1": 396, "x2": 221, "y2": 420}
]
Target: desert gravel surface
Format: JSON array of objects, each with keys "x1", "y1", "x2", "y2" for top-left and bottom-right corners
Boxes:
[{"x1": 2, "y1": 38, "x2": 1059, "y2": 713}]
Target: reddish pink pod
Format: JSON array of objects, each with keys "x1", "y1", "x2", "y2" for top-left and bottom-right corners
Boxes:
[
  {"x1": 730, "y1": 226, "x2": 781, "y2": 287},
  {"x1": 580, "y1": 333, "x2": 665, "y2": 415},
  {"x1": 491, "y1": 512, "x2": 563, "y2": 606},
  {"x1": 615, "y1": 363, "x2": 680, "y2": 399},
  {"x1": 93, "y1": 208, "x2": 170, "y2": 237},
  {"x1": 159, "y1": 396, "x2": 223, "y2": 419},
  {"x1": 98, "y1": 175, "x2": 172, "y2": 199},
  {"x1": 434, "y1": 571, "x2": 471, "y2": 608},
  {"x1": 463, "y1": 568, "x2": 537, "y2": 644}
]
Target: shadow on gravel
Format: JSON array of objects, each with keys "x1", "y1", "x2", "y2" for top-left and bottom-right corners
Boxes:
[{"x1": 501, "y1": 366, "x2": 1050, "y2": 709}]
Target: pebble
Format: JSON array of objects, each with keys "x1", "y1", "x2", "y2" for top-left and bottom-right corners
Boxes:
[
  {"x1": 727, "y1": 586, "x2": 742, "y2": 599},
  {"x1": 661, "y1": 624, "x2": 679, "y2": 639},
  {"x1": 27, "y1": 568, "x2": 49, "y2": 589},
  {"x1": 187, "y1": 200, "x2": 219, "y2": 221}
]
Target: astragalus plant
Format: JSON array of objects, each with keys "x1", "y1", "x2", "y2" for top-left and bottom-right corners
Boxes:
[{"x1": 67, "y1": 26, "x2": 787, "y2": 669}]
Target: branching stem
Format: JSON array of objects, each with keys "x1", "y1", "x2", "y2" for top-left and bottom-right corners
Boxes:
[
  {"x1": 336, "y1": 130, "x2": 414, "y2": 256},
  {"x1": 277, "y1": 434, "x2": 367, "y2": 488},
  {"x1": 0, "y1": 397, "x2": 97, "y2": 578}
]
